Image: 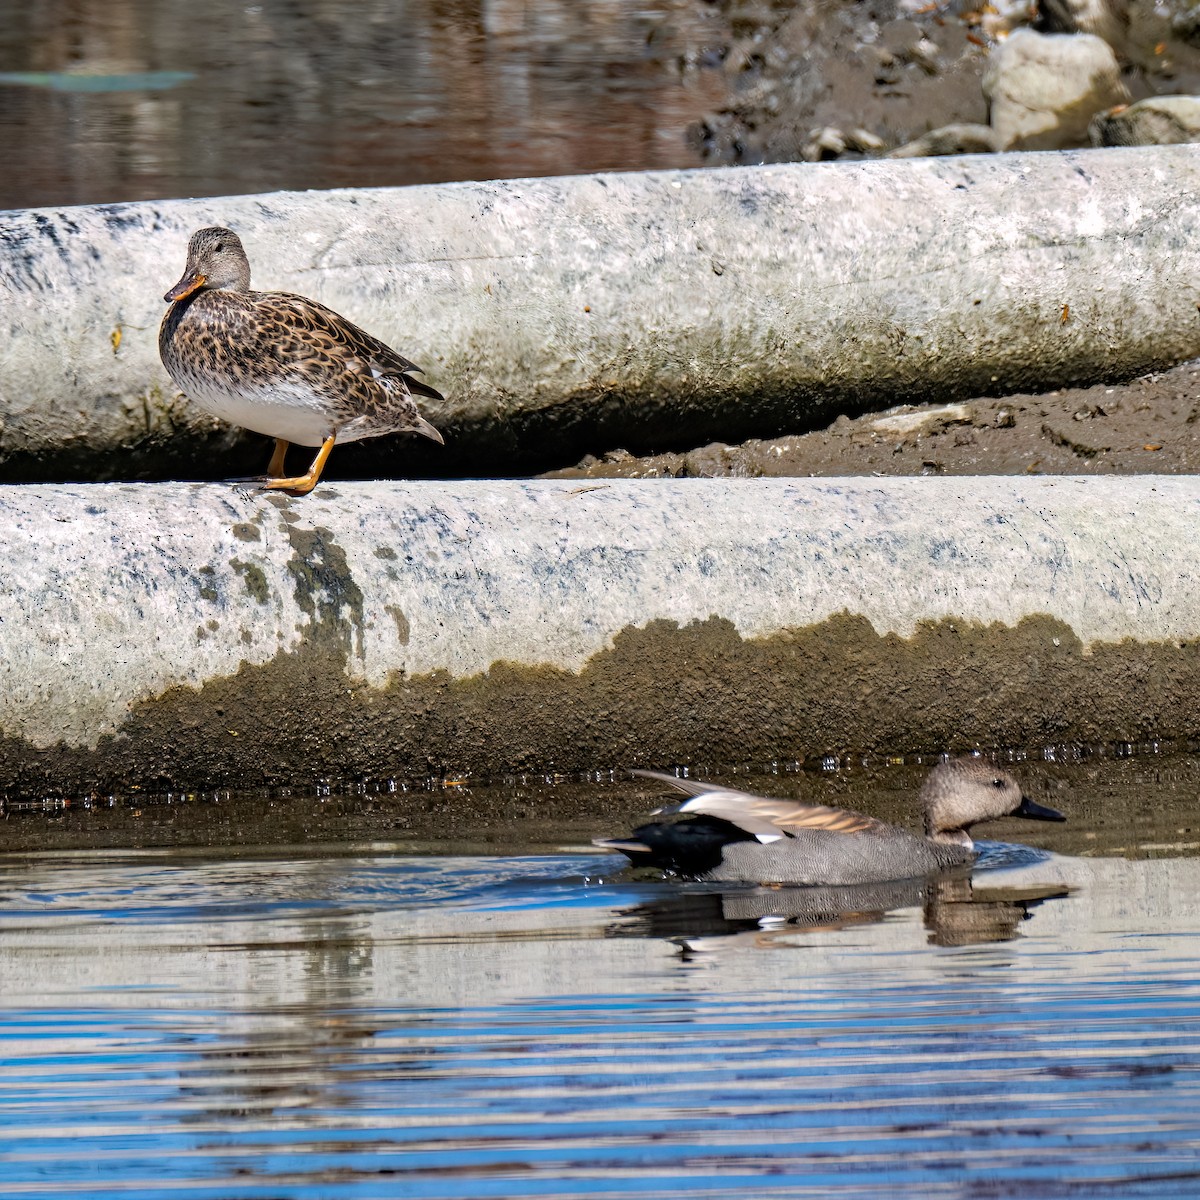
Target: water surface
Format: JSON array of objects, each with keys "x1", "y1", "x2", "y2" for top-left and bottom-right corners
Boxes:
[
  {"x1": 2, "y1": 761, "x2": 1200, "y2": 1197},
  {"x1": 0, "y1": 0, "x2": 708, "y2": 211}
]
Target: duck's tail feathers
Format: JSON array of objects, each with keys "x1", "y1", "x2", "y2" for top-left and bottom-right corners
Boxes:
[
  {"x1": 593, "y1": 837, "x2": 652, "y2": 856},
  {"x1": 403, "y1": 374, "x2": 446, "y2": 403},
  {"x1": 411, "y1": 414, "x2": 444, "y2": 444}
]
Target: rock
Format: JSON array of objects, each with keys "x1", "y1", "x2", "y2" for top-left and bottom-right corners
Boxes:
[
  {"x1": 888, "y1": 123, "x2": 1001, "y2": 157},
  {"x1": 846, "y1": 128, "x2": 887, "y2": 153},
  {"x1": 869, "y1": 403, "x2": 973, "y2": 436},
  {"x1": 800, "y1": 126, "x2": 885, "y2": 161},
  {"x1": 979, "y1": 0, "x2": 1040, "y2": 40},
  {"x1": 1090, "y1": 95, "x2": 1200, "y2": 145},
  {"x1": 1037, "y1": 0, "x2": 1128, "y2": 49},
  {"x1": 909, "y1": 37, "x2": 942, "y2": 75},
  {"x1": 802, "y1": 126, "x2": 847, "y2": 161},
  {"x1": 983, "y1": 28, "x2": 1130, "y2": 150},
  {"x1": 1173, "y1": 4, "x2": 1200, "y2": 45}
]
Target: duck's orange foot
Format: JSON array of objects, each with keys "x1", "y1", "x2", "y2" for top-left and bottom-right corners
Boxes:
[{"x1": 255, "y1": 434, "x2": 336, "y2": 496}]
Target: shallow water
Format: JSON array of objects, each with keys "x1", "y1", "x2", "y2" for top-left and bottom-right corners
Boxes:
[
  {"x1": 0, "y1": 0, "x2": 707, "y2": 211},
  {"x1": 3, "y1": 761, "x2": 1200, "y2": 1198}
]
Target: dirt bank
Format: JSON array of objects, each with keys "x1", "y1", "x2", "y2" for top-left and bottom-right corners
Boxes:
[
  {"x1": 549, "y1": 1, "x2": 1200, "y2": 483},
  {"x1": 546, "y1": 360, "x2": 1200, "y2": 479},
  {"x1": 678, "y1": 0, "x2": 1200, "y2": 166}
]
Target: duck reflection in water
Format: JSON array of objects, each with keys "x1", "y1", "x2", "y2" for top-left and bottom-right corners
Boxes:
[{"x1": 605, "y1": 873, "x2": 1071, "y2": 950}]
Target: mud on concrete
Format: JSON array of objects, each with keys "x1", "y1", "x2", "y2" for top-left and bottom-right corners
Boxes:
[{"x1": 5, "y1": 609, "x2": 1200, "y2": 803}]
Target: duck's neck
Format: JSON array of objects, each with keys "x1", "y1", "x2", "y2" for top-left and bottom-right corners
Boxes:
[
  {"x1": 930, "y1": 828, "x2": 974, "y2": 851},
  {"x1": 205, "y1": 280, "x2": 251, "y2": 297}
]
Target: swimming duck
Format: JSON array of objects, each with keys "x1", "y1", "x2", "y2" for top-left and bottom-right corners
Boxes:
[
  {"x1": 159, "y1": 226, "x2": 444, "y2": 494},
  {"x1": 595, "y1": 759, "x2": 1065, "y2": 885}
]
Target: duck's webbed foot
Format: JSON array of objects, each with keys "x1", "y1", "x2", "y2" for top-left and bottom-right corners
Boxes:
[{"x1": 256, "y1": 434, "x2": 337, "y2": 496}]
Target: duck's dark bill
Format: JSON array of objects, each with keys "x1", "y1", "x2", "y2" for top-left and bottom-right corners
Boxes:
[
  {"x1": 164, "y1": 271, "x2": 205, "y2": 302},
  {"x1": 1014, "y1": 795, "x2": 1067, "y2": 822}
]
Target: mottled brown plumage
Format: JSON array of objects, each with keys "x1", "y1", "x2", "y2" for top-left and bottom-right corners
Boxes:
[{"x1": 159, "y1": 226, "x2": 444, "y2": 494}]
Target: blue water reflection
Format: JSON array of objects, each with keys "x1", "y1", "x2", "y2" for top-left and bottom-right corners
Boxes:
[{"x1": 1, "y1": 848, "x2": 1199, "y2": 1197}]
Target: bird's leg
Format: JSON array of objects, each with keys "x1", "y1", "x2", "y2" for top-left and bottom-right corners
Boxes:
[
  {"x1": 266, "y1": 438, "x2": 289, "y2": 478},
  {"x1": 259, "y1": 434, "x2": 336, "y2": 495}
]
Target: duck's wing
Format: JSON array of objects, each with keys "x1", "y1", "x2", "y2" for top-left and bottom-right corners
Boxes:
[
  {"x1": 632, "y1": 770, "x2": 742, "y2": 800},
  {"x1": 632, "y1": 769, "x2": 881, "y2": 843},
  {"x1": 258, "y1": 291, "x2": 446, "y2": 401}
]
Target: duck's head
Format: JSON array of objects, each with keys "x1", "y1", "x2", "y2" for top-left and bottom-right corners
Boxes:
[
  {"x1": 163, "y1": 227, "x2": 251, "y2": 302},
  {"x1": 921, "y1": 757, "x2": 1064, "y2": 848}
]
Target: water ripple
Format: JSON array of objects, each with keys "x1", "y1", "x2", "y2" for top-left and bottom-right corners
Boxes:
[{"x1": 0, "y1": 850, "x2": 1198, "y2": 1197}]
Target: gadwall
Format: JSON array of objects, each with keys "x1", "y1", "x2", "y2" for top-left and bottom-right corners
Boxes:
[
  {"x1": 595, "y1": 759, "x2": 1065, "y2": 885},
  {"x1": 159, "y1": 227, "x2": 444, "y2": 494}
]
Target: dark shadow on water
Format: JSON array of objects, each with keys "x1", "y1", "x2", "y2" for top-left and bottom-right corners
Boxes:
[{"x1": 6, "y1": 746, "x2": 1200, "y2": 863}]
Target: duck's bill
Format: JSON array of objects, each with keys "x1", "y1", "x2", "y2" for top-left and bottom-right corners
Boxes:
[
  {"x1": 163, "y1": 271, "x2": 205, "y2": 302},
  {"x1": 1014, "y1": 795, "x2": 1067, "y2": 822}
]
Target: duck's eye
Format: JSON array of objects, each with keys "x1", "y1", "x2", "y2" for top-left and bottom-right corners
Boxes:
[{"x1": 213, "y1": 242, "x2": 224, "y2": 253}]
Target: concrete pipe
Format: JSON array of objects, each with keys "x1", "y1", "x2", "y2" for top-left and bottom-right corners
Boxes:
[
  {"x1": 1, "y1": 475, "x2": 1197, "y2": 795},
  {"x1": 2, "y1": 147, "x2": 1199, "y2": 480}
]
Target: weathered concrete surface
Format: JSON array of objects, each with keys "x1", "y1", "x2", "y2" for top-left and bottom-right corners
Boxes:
[
  {"x1": 2, "y1": 476, "x2": 1200, "y2": 796},
  {"x1": 3, "y1": 147, "x2": 1200, "y2": 480}
]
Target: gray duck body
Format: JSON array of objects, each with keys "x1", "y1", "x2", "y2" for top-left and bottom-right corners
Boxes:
[
  {"x1": 710, "y1": 821, "x2": 970, "y2": 885},
  {"x1": 597, "y1": 758, "x2": 1065, "y2": 886}
]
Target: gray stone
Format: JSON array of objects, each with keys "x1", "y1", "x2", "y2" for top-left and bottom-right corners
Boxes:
[
  {"x1": 1038, "y1": 0, "x2": 1127, "y2": 48},
  {"x1": 1173, "y1": 4, "x2": 1200, "y2": 44},
  {"x1": 2, "y1": 148, "x2": 1200, "y2": 480},
  {"x1": 983, "y1": 29, "x2": 1130, "y2": 149},
  {"x1": 888, "y1": 123, "x2": 1001, "y2": 157},
  {"x1": 800, "y1": 126, "x2": 887, "y2": 161},
  {"x1": 1091, "y1": 94, "x2": 1200, "y2": 146},
  {"x1": 979, "y1": 0, "x2": 1040, "y2": 40}
]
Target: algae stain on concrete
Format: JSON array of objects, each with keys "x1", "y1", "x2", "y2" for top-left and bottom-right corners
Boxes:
[
  {"x1": 384, "y1": 605, "x2": 411, "y2": 645},
  {"x1": 231, "y1": 522, "x2": 261, "y2": 543},
  {"x1": 4, "y1": 612, "x2": 1200, "y2": 797},
  {"x1": 230, "y1": 559, "x2": 269, "y2": 604},
  {"x1": 197, "y1": 564, "x2": 219, "y2": 603},
  {"x1": 281, "y1": 519, "x2": 366, "y2": 661}
]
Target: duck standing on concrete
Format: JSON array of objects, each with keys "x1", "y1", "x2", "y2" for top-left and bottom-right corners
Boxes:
[
  {"x1": 159, "y1": 227, "x2": 444, "y2": 495},
  {"x1": 595, "y1": 759, "x2": 1065, "y2": 885}
]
